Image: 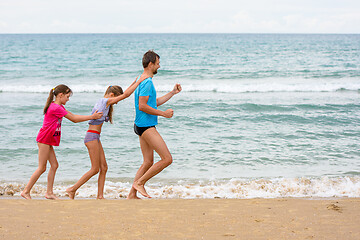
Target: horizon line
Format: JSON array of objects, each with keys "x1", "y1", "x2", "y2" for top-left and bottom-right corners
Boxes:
[{"x1": 0, "y1": 32, "x2": 359, "y2": 35}]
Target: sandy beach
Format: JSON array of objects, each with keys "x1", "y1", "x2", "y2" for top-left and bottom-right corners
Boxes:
[{"x1": 0, "y1": 198, "x2": 359, "y2": 239}]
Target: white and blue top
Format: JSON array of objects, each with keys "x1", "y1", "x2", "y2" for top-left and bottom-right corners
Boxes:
[{"x1": 88, "y1": 98, "x2": 110, "y2": 125}]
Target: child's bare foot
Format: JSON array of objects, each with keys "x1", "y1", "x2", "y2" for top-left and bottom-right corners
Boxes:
[
  {"x1": 132, "y1": 182, "x2": 151, "y2": 198},
  {"x1": 21, "y1": 191, "x2": 31, "y2": 200},
  {"x1": 45, "y1": 193, "x2": 59, "y2": 200},
  {"x1": 65, "y1": 188, "x2": 76, "y2": 200}
]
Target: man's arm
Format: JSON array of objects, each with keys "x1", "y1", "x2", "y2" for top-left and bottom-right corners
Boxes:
[
  {"x1": 139, "y1": 96, "x2": 173, "y2": 118},
  {"x1": 156, "y1": 84, "x2": 182, "y2": 106}
]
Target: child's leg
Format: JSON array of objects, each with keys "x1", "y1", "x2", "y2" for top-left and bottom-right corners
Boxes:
[
  {"x1": 97, "y1": 141, "x2": 108, "y2": 199},
  {"x1": 45, "y1": 146, "x2": 59, "y2": 200},
  {"x1": 21, "y1": 143, "x2": 51, "y2": 199},
  {"x1": 66, "y1": 140, "x2": 100, "y2": 199},
  {"x1": 127, "y1": 137, "x2": 154, "y2": 199}
]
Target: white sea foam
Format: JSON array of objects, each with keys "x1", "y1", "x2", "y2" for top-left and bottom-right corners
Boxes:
[
  {"x1": 0, "y1": 84, "x2": 106, "y2": 93},
  {"x1": 2, "y1": 176, "x2": 359, "y2": 199},
  {"x1": 1, "y1": 78, "x2": 359, "y2": 93}
]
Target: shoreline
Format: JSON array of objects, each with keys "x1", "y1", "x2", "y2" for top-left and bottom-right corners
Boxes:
[
  {"x1": 1, "y1": 198, "x2": 359, "y2": 239},
  {"x1": 1, "y1": 195, "x2": 359, "y2": 200},
  {"x1": 2, "y1": 175, "x2": 360, "y2": 199}
]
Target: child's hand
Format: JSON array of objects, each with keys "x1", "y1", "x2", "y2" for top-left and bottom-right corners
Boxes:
[
  {"x1": 92, "y1": 110, "x2": 103, "y2": 119},
  {"x1": 137, "y1": 74, "x2": 148, "y2": 83}
]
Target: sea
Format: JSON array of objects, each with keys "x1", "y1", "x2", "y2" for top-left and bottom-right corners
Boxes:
[{"x1": 0, "y1": 33, "x2": 359, "y2": 199}]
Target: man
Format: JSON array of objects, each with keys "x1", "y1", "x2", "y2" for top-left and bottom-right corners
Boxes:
[{"x1": 128, "y1": 50, "x2": 181, "y2": 199}]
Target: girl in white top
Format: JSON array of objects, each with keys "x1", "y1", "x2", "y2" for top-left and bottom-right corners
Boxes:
[{"x1": 66, "y1": 76, "x2": 146, "y2": 199}]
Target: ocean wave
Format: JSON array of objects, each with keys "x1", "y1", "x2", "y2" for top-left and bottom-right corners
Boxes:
[
  {"x1": 0, "y1": 84, "x2": 106, "y2": 93},
  {"x1": 2, "y1": 176, "x2": 359, "y2": 199},
  {"x1": 1, "y1": 79, "x2": 359, "y2": 93}
]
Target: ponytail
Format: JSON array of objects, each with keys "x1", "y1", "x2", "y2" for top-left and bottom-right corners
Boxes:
[
  {"x1": 104, "y1": 85, "x2": 123, "y2": 123},
  {"x1": 43, "y1": 84, "x2": 73, "y2": 114},
  {"x1": 108, "y1": 105, "x2": 114, "y2": 124},
  {"x1": 43, "y1": 89, "x2": 55, "y2": 114}
]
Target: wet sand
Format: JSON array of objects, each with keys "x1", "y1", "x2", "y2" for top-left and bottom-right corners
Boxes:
[{"x1": 0, "y1": 198, "x2": 359, "y2": 239}]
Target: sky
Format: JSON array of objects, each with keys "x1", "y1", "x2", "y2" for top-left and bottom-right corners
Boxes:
[{"x1": 0, "y1": 0, "x2": 359, "y2": 33}]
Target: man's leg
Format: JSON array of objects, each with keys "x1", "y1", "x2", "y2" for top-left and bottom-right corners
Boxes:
[
  {"x1": 128, "y1": 136, "x2": 154, "y2": 199},
  {"x1": 132, "y1": 127, "x2": 172, "y2": 198}
]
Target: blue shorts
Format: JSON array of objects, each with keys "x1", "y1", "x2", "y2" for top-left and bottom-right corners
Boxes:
[{"x1": 84, "y1": 130, "x2": 100, "y2": 143}]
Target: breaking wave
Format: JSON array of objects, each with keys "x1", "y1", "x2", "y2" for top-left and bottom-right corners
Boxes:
[
  {"x1": 1, "y1": 80, "x2": 360, "y2": 94},
  {"x1": 2, "y1": 176, "x2": 359, "y2": 199}
]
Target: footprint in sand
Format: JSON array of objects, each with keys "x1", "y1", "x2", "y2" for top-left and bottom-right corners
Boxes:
[
  {"x1": 223, "y1": 233, "x2": 235, "y2": 237},
  {"x1": 326, "y1": 204, "x2": 342, "y2": 213},
  {"x1": 254, "y1": 219, "x2": 264, "y2": 223}
]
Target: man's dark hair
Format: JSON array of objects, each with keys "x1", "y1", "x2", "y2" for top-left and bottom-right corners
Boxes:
[{"x1": 142, "y1": 50, "x2": 160, "y2": 68}]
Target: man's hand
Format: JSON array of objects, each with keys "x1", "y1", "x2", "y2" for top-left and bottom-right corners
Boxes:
[
  {"x1": 171, "y1": 83, "x2": 182, "y2": 95},
  {"x1": 163, "y1": 109, "x2": 174, "y2": 118}
]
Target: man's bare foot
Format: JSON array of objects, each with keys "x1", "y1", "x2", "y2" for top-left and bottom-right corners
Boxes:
[
  {"x1": 97, "y1": 196, "x2": 105, "y2": 200},
  {"x1": 45, "y1": 193, "x2": 59, "y2": 200},
  {"x1": 127, "y1": 192, "x2": 141, "y2": 199},
  {"x1": 65, "y1": 188, "x2": 75, "y2": 200},
  {"x1": 21, "y1": 191, "x2": 31, "y2": 200},
  {"x1": 132, "y1": 182, "x2": 151, "y2": 198}
]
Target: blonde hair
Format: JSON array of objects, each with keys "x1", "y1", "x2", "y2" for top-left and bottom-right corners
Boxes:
[{"x1": 104, "y1": 85, "x2": 123, "y2": 123}]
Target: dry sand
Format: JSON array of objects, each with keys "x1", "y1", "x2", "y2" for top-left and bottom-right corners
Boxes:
[{"x1": 0, "y1": 198, "x2": 359, "y2": 239}]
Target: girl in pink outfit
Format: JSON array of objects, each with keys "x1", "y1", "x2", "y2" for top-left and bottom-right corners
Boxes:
[{"x1": 21, "y1": 84, "x2": 103, "y2": 200}]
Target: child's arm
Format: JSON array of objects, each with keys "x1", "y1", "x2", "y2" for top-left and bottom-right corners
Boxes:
[
  {"x1": 106, "y1": 75, "x2": 148, "y2": 106},
  {"x1": 64, "y1": 110, "x2": 103, "y2": 123}
]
